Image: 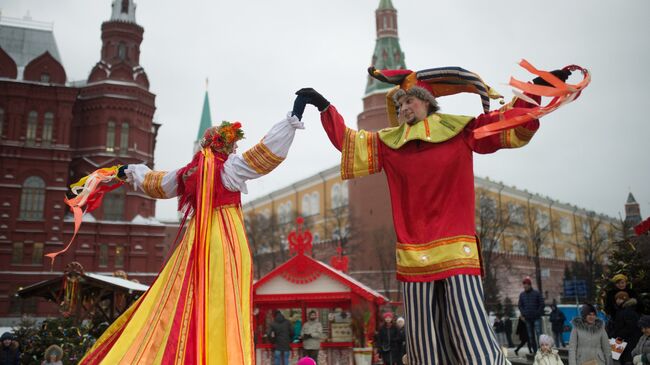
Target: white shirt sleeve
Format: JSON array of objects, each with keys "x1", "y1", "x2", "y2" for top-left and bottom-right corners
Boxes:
[
  {"x1": 124, "y1": 164, "x2": 179, "y2": 198},
  {"x1": 221, "y1": 112, "x2": 304, "y2": 193}
]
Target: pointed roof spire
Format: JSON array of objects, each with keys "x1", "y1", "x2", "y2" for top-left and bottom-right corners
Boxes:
[
  {"x1": 111, "y1": 0, "x2": 137, "y2": 23},
  {"x1": 378, "y1": 0, "x2": 395, "y2": 10},
  {"x1": 196, "y1": 85, "x2": 213, "y2": 141},
  {"x1": 627, "y1": 192, "x2": 638, "y2": 204},
  {"x1": 365, "y1": 0, "x2": 407, "y2": 95}
]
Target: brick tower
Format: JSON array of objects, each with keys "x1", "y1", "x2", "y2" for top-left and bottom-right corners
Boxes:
[
  {"x1": 348, "y1": 0, "x2": 406, "y2": 278},
  {"x1": 71, "y1": 0, "x2": 159, "y2": 221}
]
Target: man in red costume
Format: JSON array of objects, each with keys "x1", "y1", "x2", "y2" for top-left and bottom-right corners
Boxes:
[{"x1": 293, "y1": 66, "x2": 570, "y2": 365}]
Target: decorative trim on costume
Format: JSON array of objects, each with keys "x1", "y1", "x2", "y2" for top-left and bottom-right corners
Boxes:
[
  {"x1": 396, "y1": 235, "x2": 482, "y2": 281},
  {"x1": 378, "y1": 113, "x2": 473, "y2": 149},
  {"x1": 341, "y1": 128, "x2": 381, "y2": 180},
  {"x1": 142, "y1": 171, "x2": 168, "y2": 199},
  {"x1": 243, "y1": 142, "x2": 284, "y2": 175},
  {"x1": 500, "y1": 125, "x2": 536, "y2": 148}
]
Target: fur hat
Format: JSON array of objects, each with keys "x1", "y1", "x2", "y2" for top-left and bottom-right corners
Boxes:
[
  {"x1": 539, "y1": 334, "x2": 554, "y2": 347},
  {"x1": 611, "y1": 273, "x2": 628, "y2": 283},
  {"x1": 580, "y1": 304, "x2": 597, "y2": 319},
  {"x1": 638, "y1": 315, "x2": 650, "y2": 329},
  {"x1": 615, "y1": 291, "x2": 630, "y2": 302}
]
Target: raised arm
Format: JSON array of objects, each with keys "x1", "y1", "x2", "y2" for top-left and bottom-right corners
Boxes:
[
  {"x1": 123, "y1": 164, "x2": 179, "y2": 199},
  {"x1": 464, "y1": 69, "x2": 571, "y2": 154},
  {"x1": 221, "y1": 113, "x2": 304, "y2": 193},
  {"x1": 295, "y1": 88, "x2": 383, "y2": 180}
]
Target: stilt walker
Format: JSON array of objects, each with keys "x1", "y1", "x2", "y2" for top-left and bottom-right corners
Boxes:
[{"x1": 294, "y1": 61, "x2": 590, "y2": 364}]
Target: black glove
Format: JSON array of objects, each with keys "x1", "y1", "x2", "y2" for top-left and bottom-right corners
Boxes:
[
  {"x1": 117, "y1": 165, "x2": 128, "y2": 180},
  {"x1": 292, "y1": 95, "x2": 308, "y2": 120},
  {"x1": 303, "y1": 333, "x2": 312, "y2": 339},
  {"x1": 532, "y1": 69, "x2": 572, "y2": 86},
  {"x1": 295, "y1": 88, "x2": 330, "y2": 112}
]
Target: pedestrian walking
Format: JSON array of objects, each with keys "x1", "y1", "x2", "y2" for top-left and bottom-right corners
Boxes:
[
  {"x1": 550, "y1": 304, "x2": 567, "y2": 347},
  {"x1": 519, "y1": 276, "x2": 545, "y2": 353},
  {"x1": 515, "y1": 316, "x2": 533, "y2": 356}
]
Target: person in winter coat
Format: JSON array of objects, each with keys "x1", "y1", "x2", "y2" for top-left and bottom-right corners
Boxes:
[
  {"x1": 268, "y1": 311, "x2": 294, "y2": 365},
  {"x1": 515, "y1": 316, "x2": 533, "y2": 356},
  {"x1": 605, "y1": 274, "x2": 638, "y2": 319},
  {"x1": 375, "y1": 312, "x2": 401, "y2": 365},
  {"x1": 609, "y1": 291, "x2": 641, "y2": 364},
  {"x1": 494, "y1": 316, "x2": 507, "y2": 347},
  {"x1": 632, "y1": 315, "x2": 650, "y2": 365},
  {"x1": 300, "y1": 310, "x2": 324, "y2": 362},
  {"x1": 504, "y1": 316, "x2": 515, "y2": 348},
  {"x1": 568, "y1": 304, "x2": 612, "y2": 365},
  {"x1": 550, "y1": 304, "x2": 567, "y2": 347},
  {"x1": 42, "y1": 344, "x2": 63, "y2": 365},
  {"x1": 519, "y1": 276, "x2": 546, "y2": 353},
  {"x1": 533, "y1": 334, "x2": 564, "y2": 365},
  {"x1": 396, "y1": 317, "x2": 407, "y2": 365},
  {"x1": 0, "y1": 332, "x2": 20, "y2": 365}
]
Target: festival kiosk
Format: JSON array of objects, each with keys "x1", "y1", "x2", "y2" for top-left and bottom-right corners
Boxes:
[{"x1": 253, "y1": 218, "x2": 388, "y2": 365}]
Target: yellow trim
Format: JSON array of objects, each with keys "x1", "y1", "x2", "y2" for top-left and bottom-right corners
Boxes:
[
  {"x1": 341, "y1": 128, "x2": 380, "y2": 180},
  {"x1": 378, "y1": 113, "x2": 474, "y2": 149},
  {"x1": 501, "y1": 126, "x2": 536, "y2": 148},
  {"x1": 142, "y1": 171, "x2": 168, "y2": 199},
  {"x1": 396, "y1": 236, "x2": 480, "y2": 275},
  {"x1": 242, "y1": 142, "x2": 284, "y2": 175}
]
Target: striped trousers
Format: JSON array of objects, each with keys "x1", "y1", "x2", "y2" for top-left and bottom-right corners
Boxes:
[{"x1": 402, "y1": 275, "x2": 509, "y2": 365}]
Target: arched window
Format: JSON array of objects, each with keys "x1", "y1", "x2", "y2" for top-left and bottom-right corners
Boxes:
[
  {"x1": 310, "y1": 192, "x2": 320, "y2": 216},
  {"x1": 512, "y1": 240, "x2": 528, "y2": 256},
  {"x1": 26, "y1": 111, "x2": 38, "y2": 145},
  {"x1": 118, "y1": 42, "x2": 127, "y2": 60},
  {"x1": 331, "y1": 183, "x2": 342, "y2": 208},
  {"x1": 103, "y1": 189, "x2": 125, "y2": 221},
  {"x1": 42, "y1": 112, "x2": 53, "y2": 144},
  {"x1": 564, "y1": 248, "x2": 576, "y2": 261},
  {"x1": 115, "y1": 246, "x2": 125, "y2": 268},
  {"x1": 0, "y1": 108, "x2": 5, "y2": 137},
  {"x1": 20, "y1": 176, "x2": 45, "y2": 220},
  {"x1": 540, "y1": 244, "x2": 554, "y2": 258},
  {"x1": 119, "y1": 122, "x2": 129, "y2": 155},
  {"x1": 99, "y1": 244, "x2": 108, "y2": 267},
  {"x1": 301, "y1": 194, "x2": 311, "y2": 216},
  {"x1": 106, "y1": 120, "x2": 116, "y2": 152}
]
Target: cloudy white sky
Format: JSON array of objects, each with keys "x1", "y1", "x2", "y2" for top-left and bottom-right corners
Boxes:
[{"x1": 3, "y1": 0, "x2": 649, "y2": 221}]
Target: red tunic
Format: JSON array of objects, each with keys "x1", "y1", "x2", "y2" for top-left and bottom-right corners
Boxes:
[{"x1": 321, "y1": 98, "x2": 539, "y2": 282}]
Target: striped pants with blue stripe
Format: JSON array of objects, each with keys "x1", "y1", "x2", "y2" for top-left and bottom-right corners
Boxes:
[{"x1": 402, "y1": 275, "x2": 509, "y2": 365}]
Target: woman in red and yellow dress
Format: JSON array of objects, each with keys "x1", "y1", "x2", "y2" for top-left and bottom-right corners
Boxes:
[{"x1": 80, "y1": 112, "x2": 304, "y2": 365}]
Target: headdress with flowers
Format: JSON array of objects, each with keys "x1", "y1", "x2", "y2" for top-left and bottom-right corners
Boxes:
[{"x1": 200, "y1": 121, "x2": 245, "y2": 153}]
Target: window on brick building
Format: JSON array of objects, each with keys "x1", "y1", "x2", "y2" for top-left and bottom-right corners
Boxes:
[
  {"x1": 559, "y1": 217, "x2": 572, "y2": 234},
  {"x1": 32, "y1": 243, "x2": 43, "y2": 265},
  {"x1": 103, "y1": 189, "x2": 125, "y2": 221},
  {"x1": 11, "y1": 242, "x2": 23, "y2": 264},
  {"x1": 20, "y1": 176, "x2": 45, "y2": 220},
  {"x1": 540, "y1": 244, "x2": 554, "y2": 258},
  {"x1": 119, "y1": 122, "x2": 129, "y2": 155},
  {"x1": 564, "y1": 248, "x2": 576, "y2": 261},
  {"x1": 106, "y1": 120, "x2": 116, "y2": 152},
  {"x1": 42, "y1": 112, "x2": 53, "y2": 145},
  {"x1": 26, "y1": 111, "x2": 38, "y2": 145},
  {"x1": 508, "y1": 203, "x2": 525, "y2": 225},
  {"x1": 99, "y1": 244, "x2": 108, "y2": 267},
  {"x1": 0, "y1": 108, "x2": 4, "y2": 137},
  {"x1": 40, "y1": 73, "x2": 50, "y2": 83},
  {"x1": 118, "y1": 42, "x2": 127, "y2": 60},
  {"x1": 512, "y1": 239, "x2": 528, "y2": 255},
  {"x1": 331, "y1": 182, "x2": 348, "y2": 209},
  {"x1": 115, "y1": 246, "x2": 125, "y2": 268}
]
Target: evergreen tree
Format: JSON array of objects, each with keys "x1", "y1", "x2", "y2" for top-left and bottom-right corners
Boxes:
[{"x1": 597, "y1": 234, "x2": 650, "y2": 314}]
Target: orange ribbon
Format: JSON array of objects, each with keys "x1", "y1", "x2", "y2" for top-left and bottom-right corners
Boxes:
[{"x1": 473, "y1": 60, "x2": 590, "y2": 140}]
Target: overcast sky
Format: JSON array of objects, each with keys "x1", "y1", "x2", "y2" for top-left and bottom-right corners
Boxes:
[{"x1": 3, "y1": 0, "x2": 649, "y2": 221}]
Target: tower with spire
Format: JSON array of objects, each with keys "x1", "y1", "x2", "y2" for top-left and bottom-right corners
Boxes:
[
  {"x1": 347, "y1": 0, "x2": 407, "y2": 274},
  {"x1": 194, "y1": 80, "x2": 213, "y2": 153},
  {"x1": 71, "y1": 0, "x2": 158, "y2": 221},
  {"x1": 624, "y1": 192, "x2": 642, "y2": 228}
]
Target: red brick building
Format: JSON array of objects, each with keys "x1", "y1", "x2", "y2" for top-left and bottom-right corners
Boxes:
[{"x1": 0, "y1": 1, "x2": 178, "y2": 320}]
